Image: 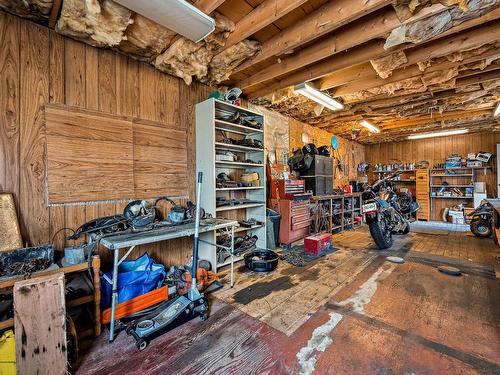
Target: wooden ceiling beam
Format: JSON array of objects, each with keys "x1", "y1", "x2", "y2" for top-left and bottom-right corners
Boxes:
[
  {"x1": 232, "y1": 0, "x2": 392, "y2": 74},
  {"x1": 342, "y1": 67, "x2": 500, "y2": 105},
  {"x1": 240, "y1": 5, "x2": 456, "y2": 90},
  {"x1": 194, "y1": 0, "x2": 226, "y2": 14},
  {"x1": 246, "y1": 8, "x2": 500, "y2": 99},
  {"x1": 379, "y1": 109, "x2": 494, "y2": 129},
  {"x1": 319, "y1": 30, "x2": 500, "y2": 93},
  {"x1": 222, "y1": 0, "x2": 309, "y2": 50},
  {"x1": 332, "y1": 55, "x2": 500, "y2": 98},
  {"x1": 240, "y1": 9, "x2": 401, "y2": 89},
  {"x1": 246, "y1": 39, "x2": 387, "y2": 99}
]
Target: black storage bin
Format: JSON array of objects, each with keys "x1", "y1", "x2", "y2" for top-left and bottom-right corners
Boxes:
[
  {"x1": 304, "y1": 176, "x2": 326, "y2": 195},
  {"x1": 324, "y1": 177, "x2": 333, "y2": 195},
  {"x1": 266, "y1": 208, "x2": 280, "y2": 248},
  {"x1": 302, "y1": 155, "x2": 333, "y2": 176}
]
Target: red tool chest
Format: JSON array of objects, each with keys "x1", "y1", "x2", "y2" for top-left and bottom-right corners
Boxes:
[
  {"x1": 270, "y1": 197, "x2": 312, "y2": 245},
  {"x1": 304, "y1": 233, "x2": 332, "y2": 256}
]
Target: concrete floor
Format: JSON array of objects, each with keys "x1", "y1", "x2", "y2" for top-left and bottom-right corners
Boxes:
[{"x1": 76, "y1": 223, "x2": 500, "y2": 375}]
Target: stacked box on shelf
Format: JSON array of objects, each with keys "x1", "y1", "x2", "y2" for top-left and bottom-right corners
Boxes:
[
  {"x1": 196, "y1": 99, "x2": 266, "y2": 271},
  {"x1": 302, "y1": 155, "x2": 334, "y2": 196}
]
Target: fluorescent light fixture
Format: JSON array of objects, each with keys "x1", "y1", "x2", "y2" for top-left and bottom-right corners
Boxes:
[
  {"x1": 494, "y1": 102, "x2": 500, "y2": 117},
  {"x1": 407, "y1": 128, "x2": 468, "y2": 140},
  {"x1": 116, "y1": 0, "x2": 215, "y2": 42},
  {"x1": 294, "y1": 83, "x2": 344, "y2": 111},
  {"x1": 359, "y1": 120, "x2": 381, "y2": 133}
]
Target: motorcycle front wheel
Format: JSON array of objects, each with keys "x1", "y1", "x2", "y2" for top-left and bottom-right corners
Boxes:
[
  {"x1": 470, "y1": 219, "x2": 492, "y2": 238},
  {"x1": 369, "y1": 218, "x2": 394, "y2": 249}
]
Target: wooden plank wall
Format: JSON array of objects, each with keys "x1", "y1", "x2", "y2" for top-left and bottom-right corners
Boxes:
[
  {"x1": 0, "y1": 13, "x2": 211, "y2": 266},
  {"x1": 365, "y1": 132, "x2": 500, "y2": 220}
]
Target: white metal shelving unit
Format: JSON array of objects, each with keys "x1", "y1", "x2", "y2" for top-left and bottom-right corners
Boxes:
[{"x1": 196, "y1": 98, "x2": 266, "y2": 271}]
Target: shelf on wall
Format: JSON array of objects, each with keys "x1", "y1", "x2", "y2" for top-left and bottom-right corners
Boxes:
[
  {"x1": 431, "y1": 167, "x2": 491, "y2": 170},
  {"x1": 216, "y1": 186, "x2": 264, "y2": 191},
  {"x1": 217, "y1": 254, "x2": 244, "y2": 268},
  {"x1": 374, "y1": 169, "x2": 416, "y2": 173},
  {"x1": 215, "y1": 142, "x2": 264, "y2": 153},
  {"x1": 430, "y1": 196, "x2": 473, "y2": 199},
  {"x1": 215, "y1": 119, "x2": 263, "y2": 134},
  {"x1": 430, "y1": 174, "x2": 473, "y2": 177},
  {"x1": 215, "y1": 203, "x2": 265, "y2": 212},
  {"x1": 430, "y1": 185, "x2": 474, "y2": 188},
  {"x1": 215, "y1": 160, "x2": 264, "y2": 168},
  {"x1": 197, "y1": 98, "x2": 266, "y2": 274}
]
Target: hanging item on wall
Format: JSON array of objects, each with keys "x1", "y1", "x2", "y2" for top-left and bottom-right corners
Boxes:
[
  {"x1": 330, "y1": 136, "x2": 339, "y2": 150},
  {"x1": 0, "y1": 194, "x2": 23, "y2": 253}
]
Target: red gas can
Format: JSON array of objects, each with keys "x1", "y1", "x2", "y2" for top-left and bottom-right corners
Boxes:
[{"x1": 304, "y1": 233, "x2": 332, "y2": 256}]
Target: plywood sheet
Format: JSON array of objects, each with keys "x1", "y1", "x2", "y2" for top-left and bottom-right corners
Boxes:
[
  {"x1": 45, "y1": 104, "x2": 134, "y2": 204},
  {"x1": 0, "y1": 193, "x2": 22, "y2": 251},
  {"x1": 14, "y1": 273, "x2": 67, "y2": 375},
  {"x1": 133, "y1": 119, "x2": 188, "y2": 198}
]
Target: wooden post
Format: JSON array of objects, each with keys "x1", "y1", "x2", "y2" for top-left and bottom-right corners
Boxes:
[
  {"x1": 14, "y1": 274, "x2": 67, "y2": 375},
  {"x1": 92, "y1": 255, "x2": 101, "y2": 336}
]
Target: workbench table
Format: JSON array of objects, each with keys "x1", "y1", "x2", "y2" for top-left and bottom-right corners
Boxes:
[{"x1": 100, "y1": 218, "x2": 237, "y2": 342}]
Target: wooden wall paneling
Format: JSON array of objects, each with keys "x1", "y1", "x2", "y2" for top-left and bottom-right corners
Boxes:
[
  {"x1": 132, "y1": 119, "x2": 188, "y2": 198},
  {"x1": 0, "y1": 13, "x2": 19, "y2": 212},
  {"x1": 180, "y1": 77, "x2": 196, "y2": 200},
  {"x1": 97, "y1": 49, "x2": 117, "y2": 114},
  {"x1": 64, "y1": 39, "x2": 86, "y2": 107},
  {"x1": 116, "y1": 54, "x2": 139, "y2": 118},
  {"x1": 85, "y1": 45, "x2": 99, "y2": 111},
  {"x1": 165, "y1": 75, "x2": 180, "y2": 126},
  {"x1": 139, "y1": 64, "x2": 160, "y2": 122},
  {"x1": 48, "y1": 30, "x2": 66, "y2": 251},
  {"x1": 63, "y1": 39, "x2": 88, "y2": 242},
  {"x1": 19, "y1": 21, "x2": 49, "y2": 246},
  {"x1": 45, "y1": 105, "x2": 135, "y2": 204}
]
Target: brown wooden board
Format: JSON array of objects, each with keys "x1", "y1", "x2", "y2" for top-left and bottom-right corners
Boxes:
[
  {"x1": 14, "y1": 273, "x2": 67, "y2": 375},
  {"x1": 45, "y1": 104, "x2": 135, "y2": 204},
  {"x1": 0, "y1": 193, "x2": 22, "y2": 251}
]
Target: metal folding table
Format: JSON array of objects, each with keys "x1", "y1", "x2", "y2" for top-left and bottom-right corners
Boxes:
[{"x1": 99, "y1": 218, "x2": 237, "y2": 342}]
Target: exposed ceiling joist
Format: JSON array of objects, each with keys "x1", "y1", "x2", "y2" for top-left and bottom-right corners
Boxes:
[
  {"x1": 246, "y1": 40, "x2": 387, "y2": 99},
  {"x1": 319, "y1": 39, "x2": 500, "y2": 92},
  {"x1": 239, "y1": 4, "x2": 455, "y2": 90},
  {"x1": 232, "y1": 0, "x2": 392, "y2": 74},
  {"x1": 222, "y1": 0, "x2": 309, "y2": 51},
  {"x1": 246, "y1": 7, "x2": 500, "y2": 99},
  {"x1": 194, "y1": 0, "x2": 226, "y2": 14},
  {"x1": 379, "y1": 109, "x2": 494, "y2": 129},
  {"x1": 240, "y1": 9, "x2": 401, "y2": 89},
  {"x1": 331, "y1": 54, "x2": 500, "y2": 97},
  {"x1": 343, "y1": 67, "x2": 500, "y2": 104}
]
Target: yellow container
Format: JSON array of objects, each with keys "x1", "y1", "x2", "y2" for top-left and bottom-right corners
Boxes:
[{"x1": 0, "y1": 330, "x2": 15, "y2": 375}]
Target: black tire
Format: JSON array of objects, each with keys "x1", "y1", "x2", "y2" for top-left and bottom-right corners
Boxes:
[
  {"x1": 369, "y1": 219, "x2": 393, "y2": 250},
  {"x1": 470, "y1": 219, "x2": 492, "y2": 238}
]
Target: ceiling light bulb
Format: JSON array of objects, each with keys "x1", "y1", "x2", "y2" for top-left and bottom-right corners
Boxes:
[
  {"x1": 359, "y1": 120, "x2": 380, "y2": 133},
  {"x1": 294, "y1": 83, "x2": 344, "y2": 111},
  {"x1": 407, "y1": 129, "x2": 468, "y2": 140}
]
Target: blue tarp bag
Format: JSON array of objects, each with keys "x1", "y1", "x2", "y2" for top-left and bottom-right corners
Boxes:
[{"x1": 101, "y1": 252, "x2": 166, "y2": 309}]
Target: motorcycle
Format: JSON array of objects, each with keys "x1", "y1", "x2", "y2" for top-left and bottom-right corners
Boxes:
[
  {"x1": 467, "y1": 201, "x2": 493, "y2": 238},
  {"x1": 361, "y1": 171, "x2": 420, "y2": 249}
]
